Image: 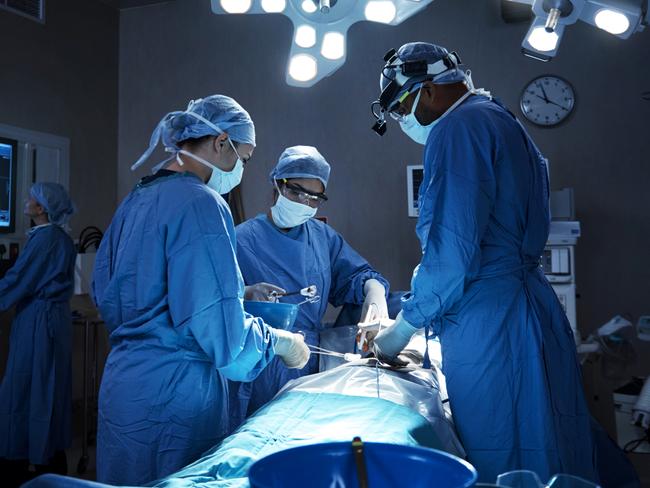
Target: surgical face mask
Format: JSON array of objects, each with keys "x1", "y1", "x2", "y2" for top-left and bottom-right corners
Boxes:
[
  {"x1": 399, "y1": 89, "x2": 432, "y2": 145},
  {"x1": 399, "y1": 77, "x2": 490, "y2": 145},
  {"x1": 177, "y1": 138, "x2": 244, "y2": 194},
  {"x1": 271, "y1": 193, "x2": 317, "y2": 229}
]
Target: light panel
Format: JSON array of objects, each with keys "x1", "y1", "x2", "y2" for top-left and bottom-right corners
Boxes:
[
  {"x1": 527, "y1": 26, "x2": 559, "y2": 51},
  {"x1": 595, "y1": 9, "x2": 631, "y2": 34},
  {"x1": 301, "y1": 0, "x2": 317, "y2": 13},
  {"x1": 289, "y1": 54, "x2": 318, "y2": 82},
  {"x1": 295, "y1": 24, "x2": 317, "y2": 48},
  {"x1": 261, "y1": 0, "x2": 286, "y2": 13},
  {"x1": 220, "y1": 0, "x2": 252, "y2": 14},
  {"x1": 365, "y1": 1, "x2": 397, "y2": 23},
  {"x1": 321, "y1": 32, "x2": 345, "y2": 60}
]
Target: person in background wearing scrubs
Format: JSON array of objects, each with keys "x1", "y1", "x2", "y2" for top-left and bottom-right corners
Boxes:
[
  {"x1": 0, "y1": 183, "x2": 76, "y2": 487},
  {"x1": 232, "y1": 145, "x2": 390, "y2": 424},
  {"x1": 92, "y1": 95, "x2": 310, "y2": 485},
  {"x1": 369, "y1": 42, "x2": 638, "y2": 485}
]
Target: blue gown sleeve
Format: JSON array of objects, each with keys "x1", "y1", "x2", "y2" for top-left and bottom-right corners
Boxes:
[
  {"x1": 166, "y1": 195, "x2": 275, "y2": 382},
  {"x1": 0, "y1": 232, "x2": 52, "y2": 311},
  {"x1": 327, "y1": 226, "x2": 390, "y2": 307},
  {"x1": 401, "y1": 118, "x2": 496, "y2": 327}
]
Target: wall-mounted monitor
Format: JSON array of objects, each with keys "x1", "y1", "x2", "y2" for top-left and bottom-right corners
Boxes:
[
  {"x1": 407, "y1": 165, "x2": 424, "y2": 218},
  {"x1": 0, "y1": 137, "x2": 18, "y2": 233}
]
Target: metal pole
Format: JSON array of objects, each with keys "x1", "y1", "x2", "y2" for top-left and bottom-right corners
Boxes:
[
  {"x1": 91, "y1": 320, "x2": 98, "y2": 442},
  {"x1": 77, "y1": 318, "x2": 89, "y2": 474},
  {"x1": 545, "y1": 7, "x2": 561, "y2": 32},
  {"x1": 320, "y1": 0, "x2": 330, "y2": 14}
]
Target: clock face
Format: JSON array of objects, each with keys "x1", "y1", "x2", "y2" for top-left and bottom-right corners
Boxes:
[{"x1": 520, "y1": 76, "x2": 575, "y2": 127}]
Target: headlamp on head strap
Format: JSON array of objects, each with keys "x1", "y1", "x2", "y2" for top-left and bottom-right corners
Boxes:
[{"x1": 370, "y1": 49, "x2": 463, "y2": 136}]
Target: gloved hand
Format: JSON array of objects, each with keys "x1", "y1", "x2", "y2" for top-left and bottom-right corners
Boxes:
[
  {"x1": 372, "y1": 311, "x2": 419, "y2": 363},
  {"x1": 244, "y1": 282, "x2": 286, "y2": 302},
  {"x1": 359, "y1": 279, "x2": 389, "y2": 324},
  {"x1": 273, "y1": 328, "x2": 310, "y2": 369}
]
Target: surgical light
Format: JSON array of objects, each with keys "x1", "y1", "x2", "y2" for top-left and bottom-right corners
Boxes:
[
  {"x1": 364, "y1": 1, "x2": 397, "y2": 23},
  {"x1": 595, "y1": 9, "x2": 631, "y2": 34},
  {"x1": 220, "y1": 0, "x2": 252, "y2": 14},
  {"x1": 321, "y1": 32, "x2": 345, "y2": 60},
  {"x1": 295, "y1": 24, "x2": 317, "y2": 48},
  {"x1": 261, "y1": 0, "x2": 286, "y2": 13},
  {"x1": 211, "y1": 0, "x2": 435, "y2": 87},
  {"x1": 289, "y1": 54, "x2": 318, "y2": 82},
  {"x1": 527, "y1": 26, "x2": 560, "y2": 51},
  {"x1": 509, "y1": 0, "x2": 648, "y2": 61},
  {"x1": 301, "y1": 0, "x2": 317, "y2": 13}
]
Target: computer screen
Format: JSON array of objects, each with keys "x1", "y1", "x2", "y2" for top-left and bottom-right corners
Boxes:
[{"x1": 0, "y1": 137, "x2": 18, "y2": 233}]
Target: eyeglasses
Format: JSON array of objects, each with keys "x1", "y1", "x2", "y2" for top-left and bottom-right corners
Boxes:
[
  {"x1": 388, "y1": 87, "x2": 420, "y2": 122},
  {"x1": 277, "y1": 179, "x2": 328, "y2": 208}
]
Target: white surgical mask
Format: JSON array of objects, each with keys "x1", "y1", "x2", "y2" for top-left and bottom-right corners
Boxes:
[
  {"x1": 399, "y1": 73, "x2": 491, "y2": 145},
  {"x1": 271, "y1": 194, "x2": 317, "y2": 229},
  {"x1": 177, "y1": 139, "x2": 244, "y2": 195}
]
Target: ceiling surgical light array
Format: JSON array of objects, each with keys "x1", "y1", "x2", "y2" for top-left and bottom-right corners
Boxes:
[
  {"x1": 509, "y1": 0, "x2": 648, "y2": 61},
  {"x1": 211, "y1": 0, "x2": 435, "y2": 87}
]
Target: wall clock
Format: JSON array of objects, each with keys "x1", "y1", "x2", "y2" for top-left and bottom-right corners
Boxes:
[{"x1": 520, "y1": 75, "x2": 575, "y2": 127}]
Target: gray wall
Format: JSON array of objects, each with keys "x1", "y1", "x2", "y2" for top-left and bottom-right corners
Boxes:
[
  {"x1": 118, "y1": 0, "x2": 650, "y2": 338},
  {"x1": 0, "y1": 0, "x2": 119, "y2": 234},
  {"x1": 0, "y1": 0, "x2": 118, "y2": 392}
]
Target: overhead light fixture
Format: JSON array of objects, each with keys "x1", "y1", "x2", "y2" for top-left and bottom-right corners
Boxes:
[
  {"x1": 365, "y1": 1, "x2": 398, "y2": 23},
  {"x1": 321, "y1": 32, "x2": 345, "y2": 60},
  {"x1": 522, "y1": 16, "x2": 565, "y2": 60},
  {"x1": 220, "y1": 0, "x2": 252, "y2": 14},
  {"x1": 289, "y1": 54, "x2": 318, "y2": 81},
  {"x1": 301, "y1": 0, "x2": 317, "y2": 13},
  {"x1": 295, "y1": 24, "x2": 317, "y2": 48},
  {"x1": 528, "y1": 25, "x2": 560, "y2": 50},
  {"x1": 211, "y1": 0, "x2": 435, "y2": 87},
  {"x1": 509, "y1": 0, "x2": 648, "y2": 61},
  {"x1": 261, "y1": 0, "x2": 286, "y2": 13},
  {"x1": 595, "y1": 8, "x2": 631, "y2": 34}
]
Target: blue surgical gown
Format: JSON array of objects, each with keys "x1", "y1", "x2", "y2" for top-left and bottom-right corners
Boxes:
[
  {"x1": 0, "y1": 224, "x2": 75, "y2": 465},
  {"x1": 92, "y1": 171, "x2": 277, "y2": 485},
  {"x1": 402, "y1": 95, "x2": 598, "y2": 482},
  {"x1": 232, "y1": 215, "x2": 388, "y2": 421}
]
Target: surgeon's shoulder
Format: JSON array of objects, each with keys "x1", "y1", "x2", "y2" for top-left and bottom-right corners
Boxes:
[
  {"x1": 28, "y1": 226, "x2": 73, "y2": 254},
  {"x1": 433, "y1": 96, "x2": 500, "y2": 142},
  {"x1": 161, "y1": 174, "x2": 230, "y2": 218}
]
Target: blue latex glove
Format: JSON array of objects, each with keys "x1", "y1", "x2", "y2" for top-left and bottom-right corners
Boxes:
[{"x1": 372, "y1": 311, "x2": 419, "y2": 362}]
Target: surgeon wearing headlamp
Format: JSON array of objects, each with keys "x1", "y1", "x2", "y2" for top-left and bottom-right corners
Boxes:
[{"x1": 368, "y1": 42, "x2": 636, "y2": 486}]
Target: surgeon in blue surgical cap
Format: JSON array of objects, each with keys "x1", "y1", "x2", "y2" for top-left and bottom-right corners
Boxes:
[
  {"x1": 0, "y1": 183, "x2": 76, "y2": 485},
  {"x1": 368, "y1": 42, "x2": 638, "y2": 486},
  {"x1": 92, "y1": 95, "x2": 310, "y2": 485},
  {"x1": 231, "y1": 145, "x2": 390, "y2": 424}
]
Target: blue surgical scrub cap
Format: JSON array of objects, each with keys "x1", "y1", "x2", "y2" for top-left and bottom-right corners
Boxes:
[
  {"x1": 398, "y1": 43, "x2": 466, "y2": 82},
  {"x1": 30, "y1": 182, "x2": 75, "y2": 226},
  {"x1": 269, "y1": 146, "x2": 331, "y2": 189},
  {"x1": 132, "y1": 94, "x2": 255, "y2": 171},
  {"x1": 380, "y1": 42, "x2": 468, "y2": 111}
]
